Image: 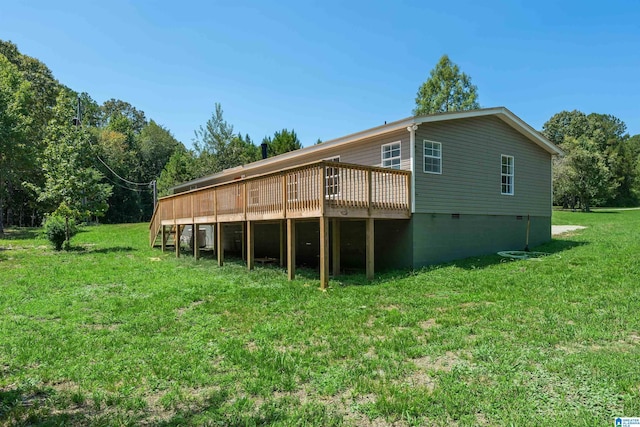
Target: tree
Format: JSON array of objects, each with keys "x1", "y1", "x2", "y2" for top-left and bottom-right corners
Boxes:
[
  {"x1": 95, "y1": 127, "x2": 143, "y2": 223},
  {"x1": 0, "y1": 40, "x2": 62, "y2": 228},
  {"x1": 32, "y1": 91, "x2": 112, "y2": 246},
  {"x1": 262, "y1": 128, "x2": 302, "y2": 157},
  {"x1": 100, "y1": 98, "x2": 147, "y2": 133},
  {"x1": 413, "y1": 54, "x2": 480, "y2": 115},
  {"x1": 193, "y1": 103, "x2": 259, "y2": 174},
  {"x1": 554, "y1": 136, "x2": 618, "y2": 211},
  {"x1": 157, "y1": 149, "x2": 198, "y2": 196},
  {"x1": 542, "y1": 110, "x2": 590, "y2": 147},
  {"x1": 138, "y1": 120, "x2": 184, "y2": 180},
  {"x1": 0, "y1": 54, "x2": 33, "y2": 234}
]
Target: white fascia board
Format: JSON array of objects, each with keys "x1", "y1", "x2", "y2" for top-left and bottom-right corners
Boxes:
[
  {"x1": 173, "y1": 119, "x2": 415, "y2": 192},
  {"x1": 412, "y1": 107, "x2": 564, "y2": 156},
  {"x1": 495, "y1": 109, "x2": 564, "y2": 156},
  {"x1": 172, "y1": 107, "x2": 563, "y2": 192}
]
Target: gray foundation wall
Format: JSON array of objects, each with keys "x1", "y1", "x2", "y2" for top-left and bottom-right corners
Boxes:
[{"x1": 411, "y1": 213, "x2": 551, "y2": 267}]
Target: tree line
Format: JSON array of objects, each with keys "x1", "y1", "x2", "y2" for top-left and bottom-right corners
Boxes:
[
  {"x1": 0, "y1": 40, "x2": 303, "y2": 234},
  {"x1": 2, "y1": 45, "x2": 638, "y2": 236}
]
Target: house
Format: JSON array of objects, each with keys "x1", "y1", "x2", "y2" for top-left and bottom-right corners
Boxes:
[{"x1": 149, "y1": 107, "x2": 562, "y2": 288}]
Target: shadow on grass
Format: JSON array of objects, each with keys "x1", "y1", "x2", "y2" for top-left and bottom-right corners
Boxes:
[
  {"x1": 330, "y1": 238, "x2": 590, "y2": 287},
  {"x1": 68, "y1": 245, "x2": 136, "y2": 254},
  {"x1": 435, "y1": 238, "x2": 588, "y2": 272},
  {"x1": 158, "y1": 237, "x2": 588, "y2": 288},
  {"x1": 0, "y1": 228, "x2": 40, "y2": 240}
]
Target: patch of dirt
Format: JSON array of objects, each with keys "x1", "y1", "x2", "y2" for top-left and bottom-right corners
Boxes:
[
  {"x1": 395, "y1": 370, "x2": 436, "y2": 391},
  {"x1": 419, "y1": 319, "x2": 437, "y2": 330},
  {"x1": 412, "y1": 350, "x2": 471, "y2": 373},
  {"x1": 246, "y1": 341, "x2": 258, "y2": 352},
  {"x1": 82, "y1": 323, "x2": 120, "y2": 331},
  {"x1": 475, "y1": 412, "x2": 490, "y2": 426},
  {"x1": 176, "y1": 300, "x2": 204, "y2": 317}
]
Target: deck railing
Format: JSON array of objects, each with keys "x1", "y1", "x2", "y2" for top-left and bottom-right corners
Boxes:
[{"x1": 149, "y1": 160, "x2": 411, "y2": 245}]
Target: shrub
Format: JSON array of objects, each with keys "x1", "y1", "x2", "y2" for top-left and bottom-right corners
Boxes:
[{"x1": 43, "y1": 215, "x2": 78, "y2": 250}]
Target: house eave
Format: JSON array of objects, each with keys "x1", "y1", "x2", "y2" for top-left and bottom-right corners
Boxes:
[{"x1": 172, "y1": 107, "x2": 562, "y2": 192}]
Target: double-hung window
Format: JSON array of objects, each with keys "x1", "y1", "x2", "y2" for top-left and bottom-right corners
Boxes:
[
  {"x1": 381, "y1": 142, "x2": 401, "y2": 169},
  {"x1": 501, "y1": 155, "x2": 514, "y2": 195},
  {"x1": 423, "y1": 140, "x2": 442, "y2": 174},
  {"x1": 324, "y1": 156, "x2": 340, "y2": 198}
]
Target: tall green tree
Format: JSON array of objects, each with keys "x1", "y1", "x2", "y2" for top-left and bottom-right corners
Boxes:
[
  {"x1": 0, "y1": 40, "x2": 62, "y2": 228},
  {"x1": 413, "y1": 54, "x2": 480, "y2": 115},
  {"x1": 262, "y1": 128, "x2": 302, "y2": 157},
  {"x1": 553, "y1": 136, "x2": 618, "y2": 211},
  {"x1": 542, "y1": 110, "x2": 590, "y2": 147},
  {"x1": 138, "y1": 120, "x2": 184, "y2": 181},
  {"x1": 33, "y1": 91, "x2": 112, "y2": 243},
  {"x1": 157, "y1": 149, "x2": 198, "y2": 196},
  {"x1": 543, "y1": 110, "x2": 637, "y2": 206},
  {"x1": 0, "y1": 55, "x2": 33, "y2": 234},
  {"x1": 193, "y1": 103, "x2": 259, "y2": 174},
  {"x1": 100, "y1": 98, "x2": 147, "y2": 133}
]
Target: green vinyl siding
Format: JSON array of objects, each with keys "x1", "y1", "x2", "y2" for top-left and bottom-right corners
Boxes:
[
  {"x1": 185, "y1": 129, "x2": 411, "y2": 189},
  {"x1": 413, "y1": 116, "x2": 552, "y2": 217},
  {"x1": 411, "y1": 213, "x2": 551, "y2": 267}
]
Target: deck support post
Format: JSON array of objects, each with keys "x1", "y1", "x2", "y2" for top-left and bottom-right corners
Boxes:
[
  {"x1": 320, "y1": 216, "x2": 329, "y2": 289},
  {"x1": 332, "y1": 218, "x2": 340, "y2": 276},
  {"x1": 217, "y1": 222, "x2": 224, "y2": 266},
  {"x1": 247, "y1": 221, "x2": 254, "y2": 270},
  {"x1": 241, "y1": 222, "x2": 246, "y2": 261},
  {"x1": 287, "y1": 218, "x2": 296, "y2": 280},
  {"x1": 175, "y1": 224, "x2": 181, "y2": 258},
  {"x1": 193, "y1": 224, "x2": 199, "y2": 260},
  {"x1": 366, "y1": 218, "x2": 374, "y2": 280},
  {"x1": 279, "y1": 220, "x2": 285, "y2": 267},
  {"x1": 161, "y1": 226, "x2": 166, "y2": 253}
]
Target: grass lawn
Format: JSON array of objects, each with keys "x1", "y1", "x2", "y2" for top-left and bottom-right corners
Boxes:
[{"x1": 1, "y1": 210, "x2": 639, "y2": 426}]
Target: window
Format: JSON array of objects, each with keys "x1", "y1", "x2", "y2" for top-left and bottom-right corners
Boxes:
[
  {"x1": 381, "y1": 142, "x2": 401, "y2": 169},
  {"x1": 501, "y1": 155, "x2": 514, "y2": 195},
  {"x1": 423, "y1": 140, "x2": 442, "y2": 174},
  {"x1": 287, "y1": 173, "x2": 298, "y2": 201},
  {"x1": 248, "y1": 187, "x2": 259, "y2": 206},
  {"x1": 325, "y1": 157, "x2": 340, "y2": 198}
]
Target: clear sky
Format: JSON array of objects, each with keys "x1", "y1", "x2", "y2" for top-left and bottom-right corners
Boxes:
[{"x1": 1, "y1": 0, "x2": 639, "y2": 148}]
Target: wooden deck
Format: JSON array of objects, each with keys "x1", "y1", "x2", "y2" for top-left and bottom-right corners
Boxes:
[{"x1": 149, "y1": 160, "x2": 411, "y2": 287}]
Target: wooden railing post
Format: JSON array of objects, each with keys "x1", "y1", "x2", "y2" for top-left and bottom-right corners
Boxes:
[
  {"x1": 287, "y1": 218, "x2": 296, "y2": 280},
  {"x1": 367, "y1": 169, "x2": 373, "y2": 216},
  {"x1": 281, "y1": 172, "x2": 287, "y2": 218},
  {"x1": 319, "y1": 162, "x2": 326, "y2": 215}
]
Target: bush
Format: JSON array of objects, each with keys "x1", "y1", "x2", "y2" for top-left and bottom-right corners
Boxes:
[{"x1": 43, "y1": 215, "x2": 78, "y2": 250}]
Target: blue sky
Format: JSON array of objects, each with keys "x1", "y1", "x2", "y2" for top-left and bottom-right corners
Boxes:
[{"x1": 1, "y1": 0, "x2": 639, "y2": 147}]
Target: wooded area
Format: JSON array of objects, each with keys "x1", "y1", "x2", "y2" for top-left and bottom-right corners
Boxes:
[
  {"x1": 2, "y1": 44, "x2": 639, "y2": 235},
  {"x1": 0, "y1": 40, "x2": 304, "y2": 234}
]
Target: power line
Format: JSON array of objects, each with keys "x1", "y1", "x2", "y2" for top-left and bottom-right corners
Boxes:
[
  {"x1": 75, "y1": 96, "x2": 157, "y2": 205},
  {"x1": 94, "y1": 155, "x2": 152, "y2": 187}
]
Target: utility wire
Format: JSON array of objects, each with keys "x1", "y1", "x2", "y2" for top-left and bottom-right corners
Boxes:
[
  {"x1": 101, "y1": 174, "x2": 147, "y2": 192},
  {"x1": 75, "y1": 97, "x2": 157, "y2": 203},
  {"x1": 94, "y1": 155, "x2": 153, "y2": 187}
]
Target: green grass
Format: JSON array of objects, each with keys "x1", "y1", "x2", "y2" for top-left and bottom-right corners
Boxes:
[{"x1": 1, "y1": 211, "x2": 639, "y2": 426}]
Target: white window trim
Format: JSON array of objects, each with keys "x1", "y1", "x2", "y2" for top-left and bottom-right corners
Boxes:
[
  {"x1": 324, "y1": 156, "x2": 341, "y2": 198},
  {"x1": 287, "y1": 173, "x2": 299, "y2": 201},
  {"x1": 381, "y1": 141, "x2": 401, "y2": 169},
  {"x1": 423, "y1": 139, "x2": 442, "y2": 174},
  {"x1": 248, "y1": 187, "x2": 259, "y2": 206},
  {"x1": 501, "y1": 154, "x2": 514, "y2": 195}
]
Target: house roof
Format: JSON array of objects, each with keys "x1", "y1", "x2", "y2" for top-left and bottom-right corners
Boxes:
[{"x1": 173, "y1": 107, "x2": 562, "y2": 192}]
